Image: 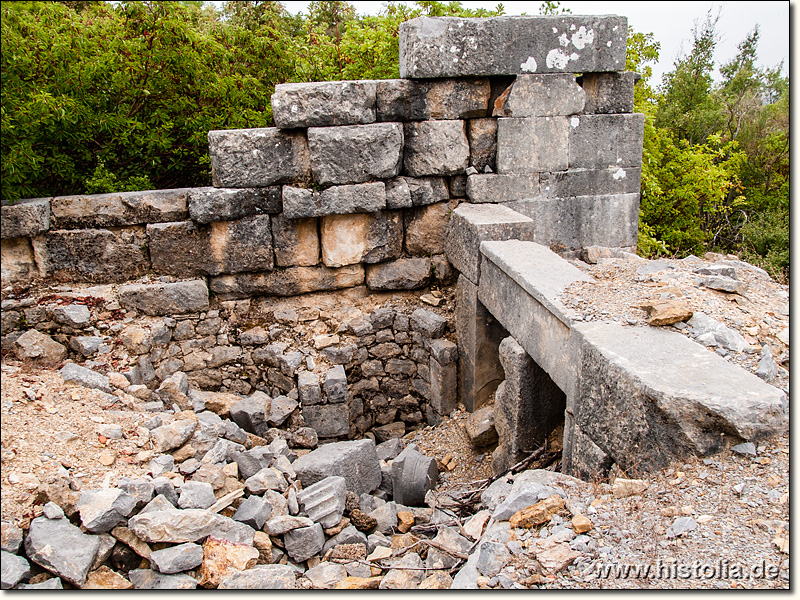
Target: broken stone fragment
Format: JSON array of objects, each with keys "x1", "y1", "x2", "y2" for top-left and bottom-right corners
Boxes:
[
  {"x1": 639, "y1": 299, "x2": 693, "y2": 327},
  {"x1": 128, "y1": 569, "x2": 198, "y2": 590},
  {"x1": 284, "y1": 523, "x2": 326, "y2": 563},
  {"x1": 81, "y1": 565, "x2": 133, "y2": 590},
  {"x1": 24, "y1": 516, "x2": 100, "y2": 587},
  {"x1": 60, "y1": 362, "x2": 112, "y2": 393},
  {"x1": 1, "y1": 550, "x2": 31, "y2": 590},
  {"x1": 611, "y1": 478, "x2": 648, "y2": 498},
  {"x1": 218, "y1": 565, "x2": 297, "y2": 590},
  {"x1": 196, "y1": 536, "x2": 259, "y2": 589},
  {"x1": 391, "y1": 446, "x2": 439, "y2": 507},
  {"x1": 465, "y1": 404, "x2": 498, "y2": 447},
  {"x1": 77, "y1": 488, "x2": 137, "y2": 533},
  {"x1": 508, "y1": 495, "x2": 565, "y2": 528}
]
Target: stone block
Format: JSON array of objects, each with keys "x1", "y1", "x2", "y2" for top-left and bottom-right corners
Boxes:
[
  {"x1": 568, "y1": 113, "x2": 645, "y2": 169},
  {"x1": 188, "y1": 187, "x2": 281, "y2": 224},
  {"x1": 51, "y1": 189, "x2": 189, "y2": 229},
  {"x1": 1, "y1": 197, "x2": 50, "y2": 239},
  {"x1": 271, "y1": 214, "x2": 319, "y2": 267},
  {"x1": 302, "y1": 404, "x2": 350, "y2": 438},
  {"x1": 404, "y1": 202, "x2": 450, "y2": 256},
  {"x1": 580, "y1": 71, "x2": 638, "y2": 114},
  {"x1": 365, "y1": 258, "x2": 430, "y2": 291},
  {"x1": 391, "y1": 446, "x2": 439, "y2": 507},
  {"x1": 284, "y1": 524, "x2": 325, "y2": 563},
  {"x1": 445, "y1": 203, "x2": 534, "y2": 283},
  {"x1": 539, "y1": 167, "x2": 641, "y2": 198},
  {"x1": 323, "y1": 365, "x2": 348, "y2": 403},
  {"x1": 411, "y1": 308, "x2": 448, "y2": 339},
  {"x1": 449, "y1": 175, "x2": 467, "y2": 198},
  {"x1": 465, "y1": 173, "x2": 539, "y2": 204},
  {"x1": 296, "y1": 476, "x2": 348, "y2": 529},
  {"x1": 118, "y1": 280, "x2": 209, "y2": 316},
  {"x1": 1, "y1": 237, "x2": 38, "y2": 285},
  {"x1": 403, "y1": 120, "x2": 469, "y2": 176},
  {"x1": 32, "y1": 227, "x2": 148, "y2": 283},
  {"x1": 229, "y1": 395, "x2": 270, "y2": 437},
  {"x1": 429, "y1": 357, "x2": 457, "y2": 422},
  {"x1": 272, "y1": 80, "x2": 377, "y2": 129},
  {"x1": 282, "y1": 182, "x2": 386, "y2": 219},
  {"x1": 467, "y1": 118, "x2": 497, "y2": 172},
  {"x1": 385, "y1": 177, "x2": 412, "y2": 209},
  {"x1": 376, "y1": 78, "x2": 490, "y2": 121},
  {"x1": 291, "y1": 439, "x2": 382, "y2": 495},
  {"x1": 493, "y1": 74, "x2": 586, "y2": 117},
  {"x1": 399, "y1": 16, "x2": 628, "y2": 78},
  {"x1": 298, "y1": 371, "x2": 322, "y2": 406},
  {"x1": 496, "y1": 117, "x2": 569, "y2": 173},
  {"x1": 404, "y1": 176, "x2": 450, "y2": 207},
  {"x1": 210, "y1": 264, "x2": 364, "y2": 300},
  {"x1": 308, "y1": 123, "x2": 403, "y2": 185},
  {"x1": 321, "y1": 211, "x2": 402, "y2": 267},
  {"x1": 208, "y1": 127, "x2": 311, "y2": 187}
]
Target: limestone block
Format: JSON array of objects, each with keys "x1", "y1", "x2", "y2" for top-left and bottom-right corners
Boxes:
[
  {"x1": 282, "y1": 182, "x2": 386, "y2": 219},
  {"x1": 449, "y1": 175, "x2": 467, "y2": 198},
  {"x1": 323, "y1": 365, "x2": 348, "y2": 403},
  {"x1": 1, "y1": 198, "x2": 50, "y2": 239},
  {"x1": 568, "y1": 113, "x2": 645, "y2": 169},
  {"x1": 32, "y1": 227, "x2": 148, "y2": 283},
  {"x1": 321, "y1": 211, "x2": 402, "y2": 267},
  {"x1": 1, "y1": 237, "x2": 38, "y2": 285},
  {"x1": 51, "y1": 189, "x2": 189, "y2": 229},
  {"x1": 210, "y1": 264, "x2": 364, "y2": 300},
  {"x1": 404, "y1": 176, "x2": 450, "y2": 207},
  {"x1": 365, "y1": 258, "x2": 431, "y2": 291},
  {"x1": 399, "y1": 16, "x2": 628, "y2": 78},
  {"x1": 118, "y1": 280, "x2": 209, "y2": 316},
  {"x1": 429, "y1": 357, "x2": 457, "y2": 423},
  {"x1": 539, "y1": 167, "x2": 641, "y2": 198},
  {"x1": 208, "y1": 128, "x2": 311, "y2": 187},
  {"x1": 188, "y1": 187, "x2": 282, "y2": 224},
  {"x1": 271, "y1": 214, "x2": 319, "y2": 267},
  {"x1": 445, "y1": 203, "x2": 533, "y2": 284},
  {"x1": 376, "y1": 78, "x2": 490, "y2": 121},
  {"x1": 404, "y1": 202, "x2": 450, "y2": 256},
  {"x1": 385, "y1": 178, "x2": 412, "y2": 209},
  {"x1": 308, "y1": 123, "x2": 403, "y2": 185},
  {"x1": 403, "y1": 120, "x2": 469, "y2": 177},
  {"x1": 291, "y1": 439, "x2": 382, "y2": 495},
  {"x1": 272, "y1": 80, "x2": 377, "y2": 129},
  {"x1": 465, "y1": 173, "x2": 539, "y2": 204},
  {"x1": 493, "y1": 74, "x2": 586, "y2": 117},
  {"x1": 467, "y1": 118, "x2": 497, "y2": 172},
  {"x1": 581, "y1": 71, "x2": 638, "y2": 114},
  {"x1": 496, "y1": 117, "x2": 569, "y2": 173}
]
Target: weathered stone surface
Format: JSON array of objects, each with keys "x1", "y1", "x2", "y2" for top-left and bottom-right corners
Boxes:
[
  {"x1": 508, "y1": 495, "x2": 565, "y2": 528},
  {"x1": 151, "y1": 419, "x2": 197, "y2": 453},
  {"x1": 32, "y1": 227, "x2": 149, "y2": 283},
  {"x1": 188, "y1": 186, "x2": 282, "y2": 224},
  {"x1": 365, "y1": 258, "x2": 431, "y2": 291},
  {"x1": 1, "y1": 237, "x2": 38, "y2": 284},
  {"x1": 323, "y1": 365, "x2": 348, "y2": 402},
  {"x1": 292, "y1": 439, "x2": 381, "y2": 496},
  {"x1": 119, "y1": 280, "x2": 209, "y2": 316},
  {"x1": 493, "y1": 74, "x2": 586, "y2": 117},
  {"x1": 1, "y1": 197, "x2": 50, "y2": 239},
  {"x1": 282, "y1": 182, "x2": 386, "y2": 219},
  {"x1": 272, "y1": 80, "x2": 377, "y2": 129},
  {"x1": 51, "y1": 189, "x2": 189, "y2": 229},
  {"x1": 404, "y1": 202, "x2": 450, "y2": 256},
  {"x1": 568, "y1": 113, "x2": 645, "y2": 169},
  {"x1": 703, "y1": 275, "x2": 747, "y2": 295},
  {"x1": 377, "y1": 78, "x2": 490, "y2": 121},
  {"x1": 52, "y1": 303, "x2": 91, "y2": 328},
  {"x1": 404, "y1": 176, "x2": 450, "y2": 207},
  {"x1": 404, "y1": 120, "x2": 469, "y2": 176},
  {"x1": 25, "y1": 516, "x2": 100, "y2": 586},
  {"x1": 391, "y1": 446, "x2": 439, "y2": 507},
  {"x1": 430, "y1": 356, "x2": 458, "y2": 422},
  {"x1": 197, "y1": 536, "x2": 259, "y2": 589},
  {"x1": 268, "y1": 395, "x2": 300, "y2": 426},
  {"x1": 1, "y1": 521, "x2": 23, "y2": 554},
  {"x1": 538, "y1": 167, "x2": 642, "y2": 198},
  {"x1": 465, "y1": 404, "x2": 498, "y2": 447},
  {"x1": 308, "y1": 123, "x2": 403, "y2": 185},
  {"x1": 581, "y1": 71, "x2": 637, "y2": 114},
  {"x1": 285, "y1": 523, "x2": 325, "y2": 563},
  {"x1": 209, "y1": 127, "x2": 311, "y2": 188},
  {"x1": 297, "y1": 476, "x2": 348, "y2": 529},
  {"x1": 467, "y1": 118, "x2": 497, "y2": 172},
  {"x1": 298, "y1": 371, "x2": 322, "y2": 406},
  {"x1": 496, "y1": 116, "x2": 569, "y2": 173},
  {"x1": 61, "y1": 362, "x2": 112, "y2": 393},
  {"x1": 232, "y1": 495, "x2": 272, "y2": 531},
  {"x1": 128, "y1": 509, "x2": 227, "y2": 544},
  {"x1": 399, "y1": 16, "x2": 627, "y2": 78},
  {"x1": 78, "y1": 488, "x2": 137, "y2": 533},
  {"x1": 17, "y1": 578, "x2": 64, "y2": 590},
  {"x1": 302, "y1": 404, "x2": 350, "y2": 438},
  {"x1": 640, "y1": 299, "x2": 693, "y2": 326},
  {"x1": 1, "y1": 550, "x2": 31, "y2": 589},
  {"x1": 148, "y1": 543, "x2": 204, "y2": 575},
  {"x1": 321, "y1": 211, "x2": 402, "y2": 267},
  {"x1": 218, "y1": 565, "x2": 297, "y2": 589},
  {"x1": 13, "y1": 329, "x2": 66, "y2": 366},
  {"x1": 81, "y1": 566, "x2": 134, "y2": 589},
  {"x1": 128, "y1": 569, "x2": 198, "y2": 589},
  {"x1": 263, "y1": 515, "x2": 314, "y2": 536},
  {"x1": 271, "y1": 214, "x2": 320, "y2": 267},
  {"x1": 379, "y1": 552, "x2": 425, "y2": 589},
  {"x1": 385, "y1": 177, "x2": 413, "y2": 209},
  {"x1": 411, "y1": 308, "x2": 448, "y2": 338},
  {"x1": 245, "y1": 467, "x2": 288, "y2": 495},
  {"x1": 688, "y1": 312, "x2": 751, "y2": 353},
  {"x1": 211, "y1": 264, "x2": 364, "y2": 300},
  {"x1": 178, "y1": 481, "x2": 217, "y2": 510},
  {"x1": 445, "y1": 203, "x2": 533, "y2": 283},
  {"x1": 304, "y1": 562, "x2": 348, "y2": 589}
]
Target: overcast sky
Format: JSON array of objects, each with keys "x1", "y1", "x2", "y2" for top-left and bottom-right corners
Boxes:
[{"x1": 281, "y1": 0, "x2": 791, "y2": 86}]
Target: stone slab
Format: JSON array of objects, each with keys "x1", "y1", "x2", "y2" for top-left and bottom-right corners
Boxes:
[
  {"x1": 291, "y1": 439, "x2": 382, "y2": 496},
  {"x1": 272, "y1": 80, "x2": 377, "y2": 129},
  {"x1": 496, "y1": 116, "x2": 569, "y2": 174},
  {"x1": 188, "y1": 187, "x2": 282, "y2": 224},
  {"x1": 1, "y1": 197, "x2": 50, "y2": 239},
  {"x1": 580, "y1": 71, "x2": 638, "y2": 114},
  {"x1": 568, "y1": 113, "x2": 645, "y2": 169},
  {"x1": 51, "y1": 189, "x2": 189, "y2": 229},
  {"x1": 210, "y1": 264, "x2": 364, "y2": 300},
  {"x1": 465, "y1": 173, "x2": 539, "y2": 204},
  {"x1": 404, "y1": 202, "x2": 450, "y2": 257},
  {"x1": 376, "y1": 78, "x2": 490, "y2": 121},
  {"x1": 271, "y1": 214, "x2": 320, "y2": 267},
  {"x1": 539, "y1": 167, "x2": 641, "y2": 198},
  {"x1": 365, "y1": 258, "x2": 431, "y2": 291},
  {"x1": 321, "y1": 211, "x2": 402, "y2": 267},
  {"x1": 493, "y1": 74, "x2": 586, "y2": 117},
  {"x1": 403, "y1": 120, "x2": 469, "y2": 177},
  {"x1": 308, "y1": 123, "x2": 403, "y2": 185},
  {"x1": 118, "y1": 280, "x2": 209, "y2": 316},
  {"x1": 282, "y1": 182, "x2": 386, "y2": 219}
]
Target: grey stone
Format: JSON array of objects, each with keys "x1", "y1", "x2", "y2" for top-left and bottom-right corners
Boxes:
[
  {"x1": 218, "y1": 565, "x2": 297, "y2": 589},
  {"x1": 245, "y1": 467, "x2": 288, "y2": 495},
  {"x1": 494, "y1": 74, "x2": 586, "y2": 117},
  {"x1": 687, "y1": 312, "x2": 751, "y2": 353},
  {"x1": 581, "y1": 71, "x2": 637, "y2": 114},
  {"x1": 263, "y1": 515, "x2": 314, "y2": 536},
  {"x1": 411, "y1": 308, "x2": 448, "y2": 338},
  {"x1": 376, "y1": 78, "x2": 490, "y2": 121},
  {"x1": 1, "y1": 197, "x2": 50, "y2": 239},
  {"x1": 178, "y1": 481, "x2": 216, "y2": 510},
  {"x1": 141, "y1": 494, "x2": 177, "y2": 514},
  {"x1": 323, "y1": 365, "x2": 348, "y2": 403},
  {"x1": 666, "y1": 517, "x2": 698, "y2": 538},
  {"x1": 148, "y1": 542, "x2": 204, "y2": 574},
  {"x1": 13, "y1": 329, "x2": 67, "y2": 366},
  {"x1": 399, "y1": 15, "x2": 627, "y2": 78},
  {"x1": 568, "y1": 113, "x2": 645, "y2": 169},
  {"x1": 232, "y1": 495, "x2": 273, "y2": 530},
  {"x1": 731, "y1": 442, "x2": 756, "y2": 456},
  {"x1": 302, "y1": 404, "x2": 350, "y2": 438},
  {"x1": 365, "y1": 257, "x2": 431, "y2": 291},
  {"x1": 284, "y1": 523, "x2": 325, "y2": 563},
  {"x1": 492, "y1": 482, "x2": 564, "y2": 521},
  {"x1": 24, "y1": 516, "x2": 100, "y2": 586},
  {"x1": 379, "y1": 552, "x2": 425, "y2": 589},
  {"x1": 272, "y1": 80, "x2": 377, "y2": 128},
  {"x1": 116, "y1": 477, "x2": 156, "y2": 509},
  {"x1": 188, "y1": 186, "x2": 281, "y2": 223},
  {"x1": 703, "y1": 275, "x2": 747, "y2": 295},
  {"x1": 152, "y1": 480, "x2": 179, "y2": 506},
  {"x1": 51, "y1": 189, "x2": 189, "y2": 228},
  {"x1": 127, "y1": 509, "x2": 225, "y2": 544},
  {"x1": 230, "y1": 395, "x2": 269, "y2": 437},
  {"x1": 539, "y1": 167, "x2": 642, "y2": 198},
  {"x1": 292, "y1": 439, "x2": 382, "y2": 496},
  {"x1": 282, "y1": 182, "x2": 386, "y2": 219},
  {"x1": 151, "y1": 419, "x2": 196, "y2": 453},
  {"x1": 268, "y1": 395, "x2": 299, "y2": 427},
  {"x1": 53, "y1": 304, "x2": 91, "y2": 328},
  {"x1": 308, "y1": 123, "x2": 403, "y2": 185},
  {"x1": 208, "y1": 127, "x2": 310, "y2": 187},
  {"x1": 60, "y1": 362, "x2": 111, "y2": 393},
  {"x1": 430, "y1": 356, "x2": 458, "y2": 422},
  {"x1": 271, "y1": 213, "x2": 320, "y2": 267},
  {"x1": 1, "y1": 521, "x2": 23, "y2": 554},
  {"x1": 404, "y1": 120, "x2": 470, "y2": 176},
  {"x1": 385, "y1": 177, "x2": 413, "y2": 209},
  {"x1": 467, "y1": 118, "x2": 497, "y2": 171},
  {"x1": 210, "y1": 264, "x2": 364, "y2": 300},
  {"x1": 426, "y1": 527, "x2": 472, "y2": 570},
  {"x1": 376, "y1": 438, "x2": 406, "y2": 462},
  {"x1": 298, "y1": 372, "x2": 322, "y2": 406},
  {"x1": 476, "y1": 541, "x2": 512, "y2": 577},
  {"x1": 70, "y1": 335, "x2": 104, "y2": 357},
  {"x1": 1, "y1": 551, "x2": 31, "y2": 589},
  {"x1": 496, "y1": 116, "x2": 568, "y2": 173},
  {"x1": 756, "y1": 345, "x2": 779, "y2": 382},
  {"x1": 404, "y1": 176, "x2": 450, "y2": 207},
  {"x1": 321, "y1": 525, "x2": 368, "y2": 555},
  {"x1": 391, "y1": 446, "x2": 439, "y2": 507},
  {"x1": 17, "y1": 577, "x2": 64, "y2": 589},
  {"x1": 296, "y1": 476, "x2": 348, "y2": 529},
  {"x1": 304, "y1": 561, "x2": 348, "y2": 589},
  {"x1": 465, "y1": 404, "x2": 498, "y2": 447},
  {"x1": 694, "y1": 265, "x2": 739, "y2": 279},
  {"x1": 150, "y1": 456, "x2": 176, "y2": 478},
  {"x1": 128, "y1": 569, "x2": 197, "y2": 589}
]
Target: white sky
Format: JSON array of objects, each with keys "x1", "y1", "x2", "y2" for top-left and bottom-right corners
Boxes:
[{"x1": 281, "y1": 0, "x2": 791, "y2": 86}]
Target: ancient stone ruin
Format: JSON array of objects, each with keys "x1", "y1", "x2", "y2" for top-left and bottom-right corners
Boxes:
[{"x1": 0, "y1": 14, "x2": 788, "y2": 590}]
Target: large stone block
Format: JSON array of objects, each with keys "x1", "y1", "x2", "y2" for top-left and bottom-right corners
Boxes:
[
  {"x1": 404, "y1": 202, "x2": 450, "y2": 256},
  {"x1": 365, "y1": 258, "x2": 431, "y2": 291},
  {"x1": 445, "y1": 204, "x2": 533, "y2": 284},
  {"x1": 188, "y1": 187, "x2": 282, "y2": 224},
  {"x1": 51, "y1": 189, "x2": 189, "y2": 229},
  {"x1": 1, "y1": 198, "x2": 50, "y2": 239},
  {"x1": 493, "y1": 74, "x2": 586, "y2": 117},
  {"x1": 429, "y1": 357, "x2": 457, "y2": 423},
  {"x1": 467, "y1": 118, "x2": 497, "y2": 172},
  {"x1": 307, "y1": 123, "x2": 403, "y2": 185},
  {"x1": 272, "y1": 80, "x2": 377, "y2": 129},
  {"x1": 376, "y1": 78, "x2": 490, "y2": 121},
  {"x1": 1, "y1": 237, "x2": 38, "y2": 285},
  {"x1": 403, "y1": 120, "x2": 469, "y2": 177},
  {"x1": 32, "y1": 227, "x2": 148, "y2": 283},
  {"x1": 580, "y1": 72, "x2": 638, "y2": 114},
  {"x1": 568, "y1": 113, "x2": 645, "y2": 169},
  {"x1": 321, "y1": 211, "x2": 402, "y2": 267},
  {"x1": 291, "y1": 439, "x2": 382, "y2": 496},
  {"x1": 210, "y1": 265, "x2": 364, "y2": 300},
  {"x1": 302, "y1": 404, "x2": 350, "y2": 438},
  {"x1": 496, "y1": 117, "x2": 569, "y2": 173},
  {"x1": 465, "y1": 173, "x2": 539, "y2": 204},
  {"x1": 118, "y1": 280, "x2": 209, "y2": 316},
  {"x1": 539, "y1": 167, "x2": 641, "y2": 198},
  {"x1": 282, "y1": 182, "x2": 386, "y2": 219},
  {"x1": 399, "y1": 16, "x2": 628, "y2": 78},
  {"x1": 271, "y1": 214, "x2": 319, "y2": 267},
  {"x1": 208, "y1": 128, "x2": 311, "y2": 187}
]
